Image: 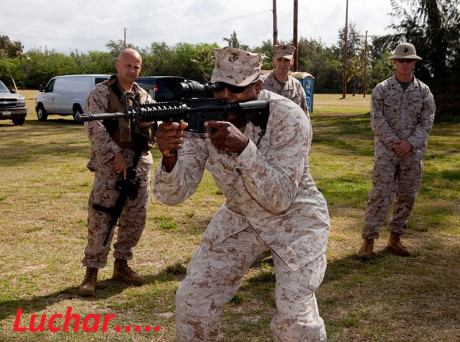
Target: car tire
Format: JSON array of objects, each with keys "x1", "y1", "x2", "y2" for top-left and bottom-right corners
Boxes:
[
  {"x1": 72, "y1": 105, "x2": 83, "y2": 123},
  {"x1": 12, "y1": 117, "x2": 25, "y2": 125},
  {"x1": 36, "y1": 105, "x2": 48, "y2": 121}
]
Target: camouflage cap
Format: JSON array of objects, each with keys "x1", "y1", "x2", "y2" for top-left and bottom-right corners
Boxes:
[
  {"x1": 389, "y1": 42, "x2": 422, "y2": 60},
  {"x1": 274, "y1": 44, "x2": 296, "y2": 60},
  {"x1": 211, "y1": 47, "x2": 264, "y2": 87}
]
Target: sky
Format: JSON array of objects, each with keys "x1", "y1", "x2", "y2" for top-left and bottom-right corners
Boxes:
[{"x1": 1, "y1": 0, "x2": 397, "y2": 54}]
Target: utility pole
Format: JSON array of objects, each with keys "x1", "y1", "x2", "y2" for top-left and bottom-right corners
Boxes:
[
  {"x1": 342, "y1": 0, "x2": 349, "y2": 98},
  {"x1": 363, "y1": 30, "x2": 368, "y2": 98},
  {"x1": 293, "y1": 0, "x2": 298, "y2": 71},
  {"x1": 123, "y1": 27, "x2": 127, "y2": 48},
  {"x1": 273, "y1": 0, "x2": 278, "y2": 45}
]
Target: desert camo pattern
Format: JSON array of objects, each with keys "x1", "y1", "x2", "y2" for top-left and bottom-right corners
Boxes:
[
  {"x1": 273, "y1": 44, "x2": 296, "y2": 59},
  {"x1": 154, "y1": 89, "x2": 330, "y2": 340},
  {"x1": 261, "y1": 72, "x2": 309, "y2": 116},
  {"x1": 175, "y1": 228, "x2": 327, "y2": 341},
  {"x1": 211, "y1": 46, "x2": 264, "y2": 87},
  {"x1": 82, "y1": 82, "x2": 153, "y2": 268},
  {"x1": 362, "y1": 75, "x2": 435, "y2": 239}
]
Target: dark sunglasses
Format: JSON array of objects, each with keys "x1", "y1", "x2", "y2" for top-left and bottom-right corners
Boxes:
[
  {"x1": 397, "y1": 59, "x2": 415, "y2": 64},
  {"x1": 214, "y1": 80, "x2": 258, "y2": 94}
]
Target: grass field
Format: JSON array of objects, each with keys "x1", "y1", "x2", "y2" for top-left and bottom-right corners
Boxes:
[
  {"x1": 312, "y1": 93, "x2": 372, "y2": 115},
  {"x1": 0, "y1": 91, "x2": 459, "y2": 341}
]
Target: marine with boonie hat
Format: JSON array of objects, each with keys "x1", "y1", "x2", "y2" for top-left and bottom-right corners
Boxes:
[
  {"x1": 388, "y1": 42, "x2": 422, "y2": 60},
  {"x1": 358, "y1": 42, "x2": 436, "y2": 261},
  {"x1": 153, "y1": 46, "x2": 330, "y2": 341}
]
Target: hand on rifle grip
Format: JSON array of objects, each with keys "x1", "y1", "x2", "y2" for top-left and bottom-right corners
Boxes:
[{"x1": 156, "y1": 121, "x2": 188, "y2": 157}]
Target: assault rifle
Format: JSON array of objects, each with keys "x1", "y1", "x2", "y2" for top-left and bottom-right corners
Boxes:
[
  {"x1": 92, "y1": 132, "x2": 148, "y2": 246},
  {"x1": 75, "y1": 80, "x2": 270, "y2": 133}
]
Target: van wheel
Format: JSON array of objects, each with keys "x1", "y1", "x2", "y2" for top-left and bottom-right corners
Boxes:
[
  {"x1": 73, "y1": 105, "x2": 83, "y2": 122},
  {"x1": 36, "y1": 105, "x2": 48, "y2": 121}
]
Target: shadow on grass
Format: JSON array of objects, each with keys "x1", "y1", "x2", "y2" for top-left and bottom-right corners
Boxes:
[
  {"x1": 0, "y1": 264, "x2": 185, "y2": 322},
  {"x1": 319, "y1": 233, "x2": 460, "y2": 341}
]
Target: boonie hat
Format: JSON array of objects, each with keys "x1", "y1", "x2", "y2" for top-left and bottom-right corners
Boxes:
[
  {"x1": 211, "y1": 47, "x2": 264, "y2": 87},
  {"x1": 273, "y1": 45, "x2": 296, "y2": 60},
  {"x1": 388, "y1": 42, "x2": 422, "y2": 60}
]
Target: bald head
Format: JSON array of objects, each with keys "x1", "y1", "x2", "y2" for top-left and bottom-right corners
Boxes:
[
  {"x1": 118, "y1": 48, "x2": 142, "y2": 62},
  {"x1": 116, "y1": 48, "x2": 142, "y2": 90}
]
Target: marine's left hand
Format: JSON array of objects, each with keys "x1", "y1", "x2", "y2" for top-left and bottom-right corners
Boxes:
[
  {"x1": 205, "y1": 121, "x2": 249, "y2": 154},
  {"x1": 394, "y1": 140, "x2": 412, "y2": 158}
]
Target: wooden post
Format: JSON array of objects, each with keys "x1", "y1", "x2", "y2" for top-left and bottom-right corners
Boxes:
[
  {"x1": 342, "y1": 0, "x2": 349, "y2": 98},
  {"x1": 363, "y1": 30, "x2": 368, "y2": 98},
  {"x1": 273, "y1": 0, "x2": 278, "y2": 45},
  {"x1": 293, "y1": 0, "x2": 298, "y2": 71}
]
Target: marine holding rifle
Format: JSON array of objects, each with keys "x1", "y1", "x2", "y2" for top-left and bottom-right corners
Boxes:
[
  {"x1": 78, "y1": 48, "x2": 155, "y2": 296},
  {"x1": 153, "y1": 47, "x2": 331, "y2": 341}
]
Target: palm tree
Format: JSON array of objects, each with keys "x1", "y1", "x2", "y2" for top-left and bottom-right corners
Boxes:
[{"x1": 191, "y1": 45, "x2": 215, "y2": 81}]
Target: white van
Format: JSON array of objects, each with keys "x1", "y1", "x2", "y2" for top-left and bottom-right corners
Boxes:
[{"x1": 35, "y1": 74, "x2": 110, "y2": 121}]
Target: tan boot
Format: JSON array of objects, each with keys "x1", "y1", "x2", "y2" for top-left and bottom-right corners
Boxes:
[
  {"x1": 358, "y1": 238, "x2": 374, "y2": 260},
  {"x1": 78, "y1": 267, "x2": 98, "y2": 296},
  {"x1": 387, "y1": 232, "x2": 411, "y2": 256},
  {"x1": 113, "y1": 259, "x2": 143, "y2": 286}
]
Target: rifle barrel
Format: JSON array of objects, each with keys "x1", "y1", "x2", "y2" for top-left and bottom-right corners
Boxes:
[
  {"x1": 76, "y1": 112, "x2": 126, "y2": 122},
  {"x1": 76, "y1": 99, "x2": 269, "y2": 131}
]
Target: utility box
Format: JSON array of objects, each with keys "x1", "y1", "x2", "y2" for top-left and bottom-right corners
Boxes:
[{"x1": 290, "y1": 72, "x2": 315, "y2": 112}]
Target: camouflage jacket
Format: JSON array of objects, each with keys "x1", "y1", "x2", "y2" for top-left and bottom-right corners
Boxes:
[
  {"x1": 261, "y1": 72, "x2": 309, "y2": 117},
  {"x1": 83, "y1": 81, "x2": 154, "y2": 171},
  {"x1": 153, "y1": 90, "x2": 330, "y2": 271},
  {"x1": 371, "y1": 75, "x2": 436, "y2": 157}
]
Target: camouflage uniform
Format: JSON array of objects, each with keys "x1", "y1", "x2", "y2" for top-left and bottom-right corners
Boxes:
[
  {"x1": 82, "y1": 80, "x2": 154, "y2": 269},
  {"x1": 261, "y1": 72, "x2": 312, "y2": 148},
  {"x1": 261, "y1": 71, "x2": 309, "y2": 116},
  {"x1": 154, "y1": 89, "x2": 330, "y2": 341},
  {"x1": 362, "y1": 75, "x2": 435, "y2": 239}
]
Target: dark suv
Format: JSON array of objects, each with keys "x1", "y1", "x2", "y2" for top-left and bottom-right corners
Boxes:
[
  {"x1": 0, "y1": 80, "x2": 27, "y2": 125},
  {"x1": 136, "y1": 76, "x2": 185, "y2": 101}
]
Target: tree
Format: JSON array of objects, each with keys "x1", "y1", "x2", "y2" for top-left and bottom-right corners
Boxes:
[
  {"x1": 333, "y1": 22, "x2": 365, "y2": 95},
  {"x1": 390, "y1": 0, "x2": 460, "y2": 120},
  {"x1": 347, "y1": 56, "x2": 362, "y2": 96},
  {"x1": 0, "y1": 35, "x2": 23, "y2": 58},
  {"x1": 222, "y1": 31, "x2": 249, "y2": 51},
  {"x1": 223, "y1": 31, "x2": 240, "y2": 48},
  {"x1": 106, "y1": 40, "x2": 137, "y2": 58},
  {"x1": 142, "y1": 42, "x2": 177, "y2": 76},
  {"x1": 191, "y1": 44, "x2": 217, "y2": 80},
  {"x1": 252, "y1": 40, "x2": 274, "y2": 70}
]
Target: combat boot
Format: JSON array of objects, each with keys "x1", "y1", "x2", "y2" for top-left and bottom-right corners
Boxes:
[
  {"x1": 357, "y1": 238, "x2": 374, "y2": 260},
  {"x1": 78, "y1": 267, "x2": 98, "y2": 296},
  {"x1": 113, "y1": 259, "x2": 144, "y2": 286},
  {"x1": 387, "y1": 232, "x2": 411, "y2": 256}
]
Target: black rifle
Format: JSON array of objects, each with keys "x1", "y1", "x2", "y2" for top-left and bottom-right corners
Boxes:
[
  {"x1": 92, "y1": 132, "x2": 149, "y2": 246},
  {"x1": 75, "y1": 89, "x2": 270, "y2": 133}
]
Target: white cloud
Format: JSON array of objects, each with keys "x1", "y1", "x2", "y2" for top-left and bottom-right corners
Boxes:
[{"x1": 0, "y1": 0, "x2": 396, "y2": 53}]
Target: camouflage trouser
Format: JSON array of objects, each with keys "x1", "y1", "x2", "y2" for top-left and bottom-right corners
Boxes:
[
  {"x1": 175, "y1": 227, "x2": 327, "y2": 341},
  {"x1": 82, "y1": 149, "x2": 151, "y2": 269},
  {"x1": 362, "y1": 149, "x2": 423, "y2": 239}
]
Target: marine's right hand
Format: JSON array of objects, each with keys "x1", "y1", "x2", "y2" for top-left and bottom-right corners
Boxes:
[
  {"x1": 113, "y1": 152, "x2": 127, "y2": 179},
  {"x1": 156, "y1": 121, "x2": 188, "y2": 158}
]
